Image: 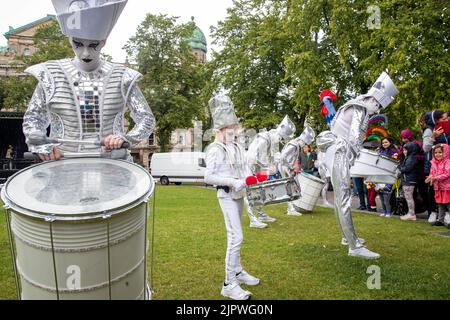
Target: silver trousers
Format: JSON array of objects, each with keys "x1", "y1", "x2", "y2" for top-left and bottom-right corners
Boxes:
[
  {"x1": 331, "y1": 139, "x2": 364, "y2": 250},
  {"x1": 219, "y1": 197, "x2": 244, "y2": 284}
]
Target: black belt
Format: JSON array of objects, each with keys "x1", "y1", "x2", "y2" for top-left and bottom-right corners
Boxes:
[{"x1": 216, "y1": 186, "x2": 230, "y2": 193}]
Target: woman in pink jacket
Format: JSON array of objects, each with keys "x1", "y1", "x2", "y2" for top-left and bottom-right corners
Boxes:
[{"x1": 425, "y1": 144, "x2": 450, "y2": 226}]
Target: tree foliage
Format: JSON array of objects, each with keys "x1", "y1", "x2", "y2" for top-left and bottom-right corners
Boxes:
[
  {"x1": 125, "y1": 14, "x2": 208, "y2": 151},
  {"x1": 24, "y1": 21, "x2": 73, "y2": 66},
  {"x1": 210, "y1": 0, "x2": 450, "y2": 138}
]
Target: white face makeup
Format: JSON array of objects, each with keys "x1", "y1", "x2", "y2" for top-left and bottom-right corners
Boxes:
[
  {"x1": 70, "y1": 37, "x2": 106, "y2": 72},
  {"x1": 363, "y1": 96, "x2": 382, "y2": 115}
]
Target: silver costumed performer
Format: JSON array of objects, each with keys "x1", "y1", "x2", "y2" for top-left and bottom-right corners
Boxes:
[
  {"x1": 23, "y1": 0, "x2": 155, "y2": 160},
  {"x1": 245, "y1": 116, "x2": 296, "y2": 227},
  {"x1": 279, "y1": 124, "x2": 316, "y2": 215},
  {"x1": 204, "y1": 93, "x2": 260, "y2": 300},
  {"x1": 316, "y1": 72, "x2": 399, "y2": 259}
]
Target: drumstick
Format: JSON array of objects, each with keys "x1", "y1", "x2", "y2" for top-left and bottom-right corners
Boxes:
[{"x1": 28, "y1": 136, "x2": 130, "y2": 149}]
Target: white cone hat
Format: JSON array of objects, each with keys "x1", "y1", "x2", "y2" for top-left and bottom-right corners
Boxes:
[{"x1": 52, "y1": 0, "x2": 128, "y2": 40}]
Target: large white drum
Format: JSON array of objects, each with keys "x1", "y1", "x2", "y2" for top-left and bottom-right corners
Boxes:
[
  {"x1": 293, "y1": 172, "x2": 326, "y2": 212},
  {"x1": 246, "y1": 177, "x2": 301, "y2": 207},
  {"x1": 350, "y1": 148, "x2": 399, "y2": 180},
  {"x1": 1, "y1": 158, "x2": 155, "y2": 300}
]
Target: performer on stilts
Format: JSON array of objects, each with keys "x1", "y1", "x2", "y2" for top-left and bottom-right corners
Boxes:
[{"x1": 316, "y1": 72, "x2": 399, "y2": 259}]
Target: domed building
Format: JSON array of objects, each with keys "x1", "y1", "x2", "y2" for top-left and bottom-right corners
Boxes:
[
  {"x1": 186, "y1": 17, "x2": 207, "y2": 63},
  {"x1": 169, "y1": 17, "x2": 207, "y2": 154}
]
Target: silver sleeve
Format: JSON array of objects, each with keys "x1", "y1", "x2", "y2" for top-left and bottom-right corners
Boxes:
[
  {"x1": 123, "y1": 84, "x2": 156, "y2": 145},
  {"x1": 279, "y1": 143, "x2": 298, "y2": 177},
  {"x1": 347, "y1": 105, "x2": 367, "y2": 163},
  {"x1": 22, "y1": 84, "x2": 57, "y2": 154}
]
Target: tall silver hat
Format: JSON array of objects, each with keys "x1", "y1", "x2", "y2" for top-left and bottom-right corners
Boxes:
[
  {"x1": 277, "y1": 115, "x2": 296, "y2": 139},
  {"x1": 367, "y1": 71, "x2": 399, "y2": 109},
  {"x1": 51, "y1": 0, "x2": 128, "y2": 40},
  {"x1": 209, "y1": 94, "x2": 239, "y2": 130}
]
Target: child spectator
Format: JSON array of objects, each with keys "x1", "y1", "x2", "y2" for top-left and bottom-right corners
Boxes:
[
  {"x1": 422, "y1": 110, "x2": 448, "y2": 220},
  {"x1": 400, "y1": 142, "x2": 421, "y2": 221},
  {"x1": 365, "y1": 182, "x2": 378, "y2": 212},
  {"x1": 425, "y1": 144, "x2": 450, "y2": 226},
  {"x1": 377, "y1": 137, "x2": 399, "y2": 217}
]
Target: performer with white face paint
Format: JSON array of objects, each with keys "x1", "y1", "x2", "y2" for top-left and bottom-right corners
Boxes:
[
  {"x1": 204, "y1": 93, "x2": 260, "y2": 301},
  {"x1": 23, "y1": 0, "x2": 155, "y2": 161},
  {"x1": 316, "y1": 72, "x2": 399, "y2": 259},
  {"x1": 279, "y1": 123, "x2": 316, "y2": 215},
  {"x1": 245, "y1": 116, "x2": 296, "y2": 227}
]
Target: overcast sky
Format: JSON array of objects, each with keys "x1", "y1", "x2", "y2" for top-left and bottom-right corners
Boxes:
[{"x1": 0, "y1": 0, "x2": 234, "y2": 63}]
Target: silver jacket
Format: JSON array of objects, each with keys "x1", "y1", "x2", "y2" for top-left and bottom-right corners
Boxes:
[
  {"x1": 279, "y1": 126, "x2": 316, "y2": 177},
  {"x1": 205, "y1": 141, "x2": 250, "y2": 199},
  {"x1": 23, "y1": 59, "x2": 156, "y2": 154},
  {"x1": 279, "y1": 137, "x2": 306, "y2": 177},
  {"x1": 246, "y1": 130, "x2": 281, "y2": 174}
]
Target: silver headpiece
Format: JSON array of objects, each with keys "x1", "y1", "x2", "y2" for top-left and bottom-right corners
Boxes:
[
  {"x1": 51, "y1": 0, "x2": 128, "y2": 40},
  {"x1": 277, "y1": 115, "x2": 296, "y2": 139},
  {"x1": 209, "y1": 94, "x2": 239, "y2": 129},
  {"x1": 367, "y1": 72, "x2": 399, "y2": 109}
]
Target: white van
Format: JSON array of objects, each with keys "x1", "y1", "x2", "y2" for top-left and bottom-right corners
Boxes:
[{"x1": 150, "y1": 152, "x2": 206, "y2": 185}]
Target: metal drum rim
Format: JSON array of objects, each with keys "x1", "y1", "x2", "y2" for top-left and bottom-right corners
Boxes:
[
  {"x1": 1, "y1": 158, "x2": 155, "y2": 221},
  {"x1": 297, "y1": 172, "x2": 326, "y2": 184},
  {"x1": 359, "y1": 149, "x2": 400, "y2": 164}
]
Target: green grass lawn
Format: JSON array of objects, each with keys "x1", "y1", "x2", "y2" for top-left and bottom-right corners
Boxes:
[{"x1": 1, "y1": 185, "x2": 450, "y2": 300}]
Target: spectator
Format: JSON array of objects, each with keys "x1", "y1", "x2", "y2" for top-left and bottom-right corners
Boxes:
[
  {"x1": 376, "y1": 137, "x2": 399, "y2": 217},
  {"x1": 354, "y1": 177, "x2": 369, "y2": 211},
  {"x1": 298, "y1": 145, "x2": 317, "y2": 175},
  {"x1": 365, "y1": 182, "x2": 378, "y2": 212},
  {"x1": 5, "y1": 145, "x2": 14, "y2": 170},
  {"x1": 400, "y1": 142, "x2": 421, "y2": 221},
  {"x1": 425, "y1": 144, "x2": 450, "y2": 226},
  {"x1": 399, "y1": 128, "x2": 427, "y2": 214},
  {"x1": 422, "y1": 110, "x2": 448, "y2": 219}
]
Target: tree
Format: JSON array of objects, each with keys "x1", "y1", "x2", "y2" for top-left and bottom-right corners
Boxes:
[
  {"x1": 125, "y1": 14, "x2": 208, "y2": 152},
  {"x1": 210, "y1": 0, "x2": 300, "y2": 131},
  {"x1": 210, "y1": 0, "x2": 450, "y2": 137}
]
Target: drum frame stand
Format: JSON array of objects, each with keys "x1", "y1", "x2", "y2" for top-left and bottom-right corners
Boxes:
[
  {"x1": 3, "y1": 205, "x2": 21, "y2": 300},
  {"x1": 47, "y1": 217, "x2": 60, "y2": 300}
]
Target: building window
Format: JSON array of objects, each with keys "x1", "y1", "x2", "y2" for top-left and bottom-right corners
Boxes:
[
  {"x1": 23, "y1": 48, "x2": 31, "y2": 56},
  {"x1": 178, "y1": 135, "x2": 185, "y2": 146},
  {"x1": 149, "y1": 133, "x2": 155, "y2": 146}
]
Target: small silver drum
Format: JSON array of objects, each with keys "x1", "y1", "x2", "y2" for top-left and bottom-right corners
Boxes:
[
  {"x1": 246, "y1": 177, "x2": 301, "y2": 207},
  {"x1": 293, "y1": 172, "x2": 326, "y2": 212},
  {"x1": 350, "y1": 149, "x2": 399, "y2": 180},
  {"x1": 1, "y1": 158, "x2": 155, "y2": 300}
]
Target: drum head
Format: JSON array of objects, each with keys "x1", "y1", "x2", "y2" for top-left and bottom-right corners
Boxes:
[{"x1": 2, "y1": 158, "x2": 154, "y2": 219}]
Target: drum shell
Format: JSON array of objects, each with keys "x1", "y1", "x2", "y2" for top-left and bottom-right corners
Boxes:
[
  {"x1": 294, "y1": 173, "x2": 325, "y2": 212},
  {"x1": 1, "y1": 158, "x2": 154, "y2": 300},
  {"x1": 350, "y1": 149, "x2": 399, "y2": 177},
  {"x1": 246, "y1": 177, "x2": 301, "y2": 207},
  {"x1": 10, "y1": 203, "x2": 148, "y2": 300}
]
